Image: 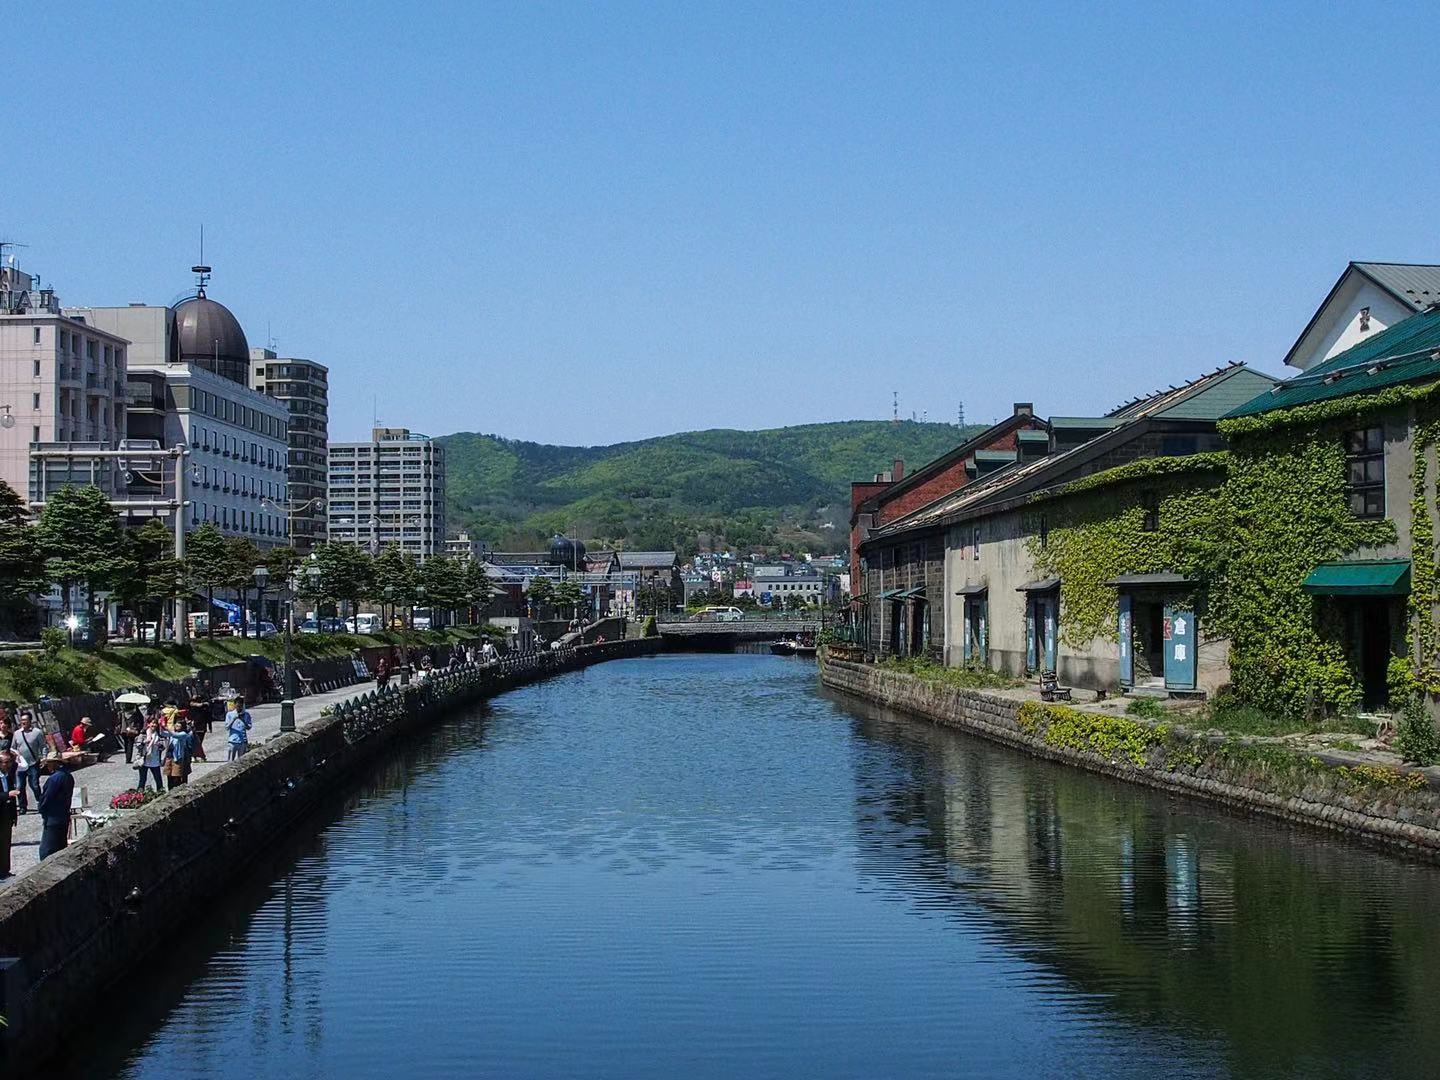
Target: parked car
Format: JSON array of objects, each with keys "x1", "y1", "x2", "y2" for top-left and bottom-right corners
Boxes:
[
  {"x1": 320, "y1": 617, "x2": 346, "y2": 633},
  {"x1": 298, "y1": 619, "x2": 321, "y2": 634},
  {"x1": 412, "y1": 615, "x2": 432, "y2": 631}
]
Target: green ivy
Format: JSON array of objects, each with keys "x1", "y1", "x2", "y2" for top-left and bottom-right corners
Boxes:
[
  {"x1": 1022, "y1": 459, "x2": 1227, "y2": 650},
  {"x1": 1017, "y1": 701, "x2": 1164, "y2": 767}
]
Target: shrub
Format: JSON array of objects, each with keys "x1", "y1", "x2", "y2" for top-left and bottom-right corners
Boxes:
[
  {"x1": 1124, "y1": 697, "x2": 1168, "y2": 720},
  {"x1": 6, "y1": 629, "x2": 102, "y2": 700}
]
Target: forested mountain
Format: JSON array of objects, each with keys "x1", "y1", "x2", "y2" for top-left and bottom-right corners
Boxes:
[{"x1": 439, "y1": 420, "x2": 979, "y2": 555}]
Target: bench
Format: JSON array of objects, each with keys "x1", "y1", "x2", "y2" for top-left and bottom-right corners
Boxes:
[{"x1": 1040, "y1": 671, "x2": 1072, "y2": 702}]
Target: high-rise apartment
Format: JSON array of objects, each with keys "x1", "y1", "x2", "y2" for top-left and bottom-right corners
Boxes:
[
  {"x1": 328, "y1": 427, "x2": 445, "y2": 557},
  {"x1": 250, "y1": 348, "x2": 329, "y2": 553}
]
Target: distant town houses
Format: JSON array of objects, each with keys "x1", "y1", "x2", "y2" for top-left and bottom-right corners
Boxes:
[{"x1": 845, "y1": 260, "x2": 1440, "y2": 728}]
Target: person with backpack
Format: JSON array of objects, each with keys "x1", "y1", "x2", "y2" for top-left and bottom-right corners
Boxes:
[{"x1": 225, "y1": 697, "x2": 253, "y2": 761}]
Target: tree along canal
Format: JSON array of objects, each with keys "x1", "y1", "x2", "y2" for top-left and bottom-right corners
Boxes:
[{"x1": 71, "y1": 653, "x2": 1440, "y2": 1080}]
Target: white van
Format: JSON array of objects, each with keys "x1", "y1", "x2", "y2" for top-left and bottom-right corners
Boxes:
[{"x1": 346, "y1": 613, "x2": 383, "y2": 635}]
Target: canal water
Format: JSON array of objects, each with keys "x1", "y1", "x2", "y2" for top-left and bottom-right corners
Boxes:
[{"x1": 78, "y1": 654, "x2": 1440, "y2": 1080}]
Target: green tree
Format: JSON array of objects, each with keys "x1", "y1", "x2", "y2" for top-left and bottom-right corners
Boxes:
[
  {"x1": 118, "y1": 519, "x2": 186, "y2": 639},
  {"x1": 420, "y1": 555, "x2": 469, "y2": 628},
  {"x1": 372, "y1": 546, "x2": 417, "y2": 625},
  {"x1": 525, "y1": 575, "x2": 554, "y2": 617},
  {"x1": 185, "y1": 523, "x2": 232, "y2": 638},
  {"x1": 553, "y1": 578, "x2": 583, "y2": 622},
  {"x1": 224, "y1": 536, "x2": 263, "y2": 635},
  {"x1": 310, "y1": 543, "x2": 373, "y2": 625},
  {"x1": 463, "y1": 559, "x2": 496, "y2": 624},
  {"x1": 0, "y1": 479, "x2": 44, "y2": 636},
  {"x1": 34, "y1": 485, "x2": 133, "y2": 645}
]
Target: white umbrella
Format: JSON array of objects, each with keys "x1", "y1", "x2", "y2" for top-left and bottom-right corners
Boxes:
[{"x1": 115, "y1": 691, "x2": 151, "y2": 706}]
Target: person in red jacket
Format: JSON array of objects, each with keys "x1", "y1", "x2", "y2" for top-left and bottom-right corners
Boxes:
[{"x1": 70, "y1": 716, "x2": 94, "y2": 750}]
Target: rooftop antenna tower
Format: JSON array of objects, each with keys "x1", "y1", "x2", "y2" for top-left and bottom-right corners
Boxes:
[
  {"x1": 191, "y1": 224, "x2": 211, "y2": 298},
  {"x1": 957, "y1": 401, "x2": 966, "y2": 428},
  {"x1": 891, "y1": 391, "x2": 899, "y2": 424},
  {"x1": 0, "y1": 238, "x2": 29, "y2": 313}
]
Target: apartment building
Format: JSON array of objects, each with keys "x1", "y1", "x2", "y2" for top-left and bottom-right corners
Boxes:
[
  {"x1": 0, "y1": 264, "x2": 129, "y2": 501},
  {"x1": 250, "y1": 348, "x2": 329, "y2": 553},
  {"x1": 327, "y1": 427, "x2": 445, "y2": 556}
]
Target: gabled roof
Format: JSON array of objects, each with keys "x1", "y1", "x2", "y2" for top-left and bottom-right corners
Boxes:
[
  {"x1": 853, "y1": 407, "x2": 1045, "y2": 519},
  {"x1": 1227, "y1": 307, "x2": 1440, "y2": 419},
  {"x1": 867, "y1": 364, "x2": 1274, "y2": 543},
  {"x1": 1283, "y1": 262, "x2": 1440, "y2": 369}
]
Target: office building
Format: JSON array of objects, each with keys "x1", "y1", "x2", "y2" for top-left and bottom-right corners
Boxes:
[
  {"x1": 70, "y1": 272, "x2": 290, "y2": 547},
  {"x1": 327, "y1": 427, "x2": 445, "y2": 556},
  {"x1": 250, "y1": 348, "x2": 329, "y2": 553}
]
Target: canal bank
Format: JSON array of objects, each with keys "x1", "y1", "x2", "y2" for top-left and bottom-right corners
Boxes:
[
  {"x1": 819, "y1": 652, "x2": 1440, "y2": 859},
  {"x1": 0, "y1": 638, "x2": 662, "y2": 1057}
]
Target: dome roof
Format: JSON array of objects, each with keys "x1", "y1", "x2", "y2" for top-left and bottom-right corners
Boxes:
[
  {"x1": 548, "y1": 534, "x2": 587, "y2": 567},
  {"x1": 174, "y1": 294, "x2": 250, "y2": 384}
]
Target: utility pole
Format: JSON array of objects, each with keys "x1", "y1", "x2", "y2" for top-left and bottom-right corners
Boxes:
[{"x1": 174, "y1": 445, "x2": 190, "y2": 644}]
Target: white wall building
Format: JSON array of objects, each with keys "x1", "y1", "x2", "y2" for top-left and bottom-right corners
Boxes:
[
  {"x1": 328, "y1": 427, "x2": 446, "y2": 557},
  {"x1": 1285, "y1": 262, "x2": 1440, "y2": 371},
  {"x1": 250, "y1": 349, "x2": 329, "y2": 553},
  {"x1": 70, "y1": 285, "x2": 291, "y2": 548}
]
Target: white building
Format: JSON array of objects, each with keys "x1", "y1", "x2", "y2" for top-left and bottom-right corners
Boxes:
[
  {"x1": 70, "y1": 281, "x2": 290, "y2": 548},
  {"x1": 0, "y1": 263, "x2": 129, "y2": 501},
  {"x1": 328, "y1": 427, "x2": 446, "y2": 557},
  {"x1": 446, "y1": 531, "x2": 490, "y2": 561},
  {"x1": 1285, "y1": 262, "x2": 1440, "y2": 371}
]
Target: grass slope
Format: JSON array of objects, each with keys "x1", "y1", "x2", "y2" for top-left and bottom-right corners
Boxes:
[{"x1": 441, "y1": 420, "x2": 977, "y2": 553}]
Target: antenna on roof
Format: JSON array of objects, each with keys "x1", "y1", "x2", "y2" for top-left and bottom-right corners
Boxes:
[
  {"x1": 191, "y1": 224, "x2": 211, "y2": 298},
  {"x1": 957, "y1": 401, "x2": 966, "y2": 428}
]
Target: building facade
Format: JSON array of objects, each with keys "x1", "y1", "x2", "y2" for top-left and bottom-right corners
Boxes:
[
  {"x1": 249, "y1": 348, "x2": 329, "y2": 553},
  {"x1": 71, "y1": 288, "x2": 291, "y2": 548},
  {"x1": 1, "y1": 266, "x2": 129, "y2": 501},
  {"x1": 328, "y1": 427, "x2": 446, "y2": 556}
]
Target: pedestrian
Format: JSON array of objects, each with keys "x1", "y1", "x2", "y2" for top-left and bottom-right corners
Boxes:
[
  {"x1": 225, "y1": 697, "x2": 252, "y2": 761},
  {"x1": 191, "y1": 680, "x2": 214, "y2": 733},
  {"x1": 136, "y1": 718, "x2": 166, "y2": 791},
  {"x1": 376, "y1": 656, "x2": 390, "y2": 691},
  {"x1": 165, "y1": 720, "x2": 195, "y2": 789},
  {"x1": 0, "y1": 713, "x2": 12, "y2": 754},
  {"x1": 11, "y1": 710, "x2": 47, "y2": 814},
  {"x1": 0, "y1": 750, "x2": 18, "y2": 876},
  {"x1": 121, "y1": 706, "x2": 143, "y2": 765},
  {"x1": 37, "y1": 758, "x2": 74, "y2": 861}
]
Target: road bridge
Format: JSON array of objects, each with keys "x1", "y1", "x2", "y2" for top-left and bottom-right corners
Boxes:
[{"x1": 656, "y1": 617, "x2": 821, "y2": 640}]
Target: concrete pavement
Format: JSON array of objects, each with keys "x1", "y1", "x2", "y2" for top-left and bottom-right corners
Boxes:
[{"x1": 3, "y1": 679, "x2": 373, "y2": 884}]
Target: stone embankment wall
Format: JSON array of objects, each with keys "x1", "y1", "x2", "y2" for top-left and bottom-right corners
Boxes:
[
  {"x1": 820, "y1": 653, "x2": 1440, "y2": 859},
  {"x1": 0, "y1": 638, "x2": 663, "y2": 1058}
]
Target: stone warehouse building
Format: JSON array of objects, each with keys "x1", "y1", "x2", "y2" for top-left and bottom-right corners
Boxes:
[{"x1": 855, "y1": 363, "x2": 1277, "y2": 683}]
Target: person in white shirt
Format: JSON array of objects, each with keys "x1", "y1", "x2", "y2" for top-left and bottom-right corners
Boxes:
[{"x1": 10, "y1": 711, "x2": 46, "y2": 813}]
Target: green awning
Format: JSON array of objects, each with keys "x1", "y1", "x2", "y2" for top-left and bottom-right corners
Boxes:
[
  {"x1": 1301, "y1": 560, "x2": 1411, "y2": 597},
  {"x1": 884, "y1": 586, "x2": 926, "y2": 601},
  {"x1": 881, "y1": 588, "x2": 906, "y2": 600}
]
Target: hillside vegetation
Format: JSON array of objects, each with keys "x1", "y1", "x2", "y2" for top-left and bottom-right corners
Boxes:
[{"x1": 440, "y1": 420, "x2": 977, "y2": 555}]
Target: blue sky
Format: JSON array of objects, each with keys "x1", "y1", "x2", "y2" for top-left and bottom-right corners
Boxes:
[{"x1": 6, "y1": 3, "x2": 1437, "y2": 444}]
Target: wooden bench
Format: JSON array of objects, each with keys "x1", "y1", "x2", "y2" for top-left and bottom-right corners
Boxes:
[{"x1": 1040, "y1": 671, "x2": 1072, "y2": 702}]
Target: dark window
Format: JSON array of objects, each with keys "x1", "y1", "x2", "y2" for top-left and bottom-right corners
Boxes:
[
  {"x1": 1141, "y1": 493, "x2": 1160, "y2": 532},
  {"x1": 1345, "y1": 427, "x2": 1385, "y2": 518}
]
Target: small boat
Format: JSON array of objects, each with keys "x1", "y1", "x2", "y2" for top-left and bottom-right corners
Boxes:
[{"x1": 769, "y1": 639, "x2": 797, "y2": 655}]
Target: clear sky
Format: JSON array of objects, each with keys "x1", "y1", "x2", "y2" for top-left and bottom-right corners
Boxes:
[{"x1": 6, "y1": 2, "x2": 1437, "y2": 444}]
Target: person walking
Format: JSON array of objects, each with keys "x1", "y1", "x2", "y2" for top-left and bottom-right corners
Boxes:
[
  {"x1": 11, "y1": 711, "x2": 47, "y2": 814},
  {"x1": 225, "y1": 698, "x2": 252, "y2": 761},
  {"x1": 120, "y1": 706, "x2": 144, "y2": 765},
  {"x1": 165, "y1": 720, "x2": 195, "y2": 790},
  {"x1": 136, "y1": 718, "x2": 166, "y2": 791},
  {"x1": 0, "y1": 750, "x2": 18, "y2": 876},
  {"x1": 0, "y1": 712, "x2": 12, "y2": 754},
  {"x1": 37, "y1": 758, "x2": 74, "y2": 861},
  {"x1": 375, "y1": 656, "x2": 390, "y2": 691}
]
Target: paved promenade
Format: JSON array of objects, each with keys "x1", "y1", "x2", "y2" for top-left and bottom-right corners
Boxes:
[{"x1": 4, "y1": 680, "x2": 373, "y2": 883}]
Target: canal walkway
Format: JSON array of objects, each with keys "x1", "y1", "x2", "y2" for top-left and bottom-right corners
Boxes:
[{"x1": 4, "y1": 680, "x2": 370, "y2": 883}]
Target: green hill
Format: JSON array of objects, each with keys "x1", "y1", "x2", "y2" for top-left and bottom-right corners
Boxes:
[{"x1": 439, "y1": 420, "x2": 978, "y2": 555}]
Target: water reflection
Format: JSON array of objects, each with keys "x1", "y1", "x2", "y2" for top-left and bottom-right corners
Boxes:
[{"x1": 73, "y1": 654, "x2": 1440, "y2": 1080}]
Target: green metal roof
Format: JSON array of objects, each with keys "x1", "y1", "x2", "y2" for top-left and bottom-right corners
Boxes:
[
  {"x1": 1049, "y1": 416, "x2": 1124, "y2": 430},
  {"x1": 1301, "y1": 560, "x2": 1411, "y2": 597},
  {"x1": 1017, "y1": 429, "x2": 1050, "y2": 441},
  {"x1": 1228, "y1": 308, "x2": 1440, "y2": 418},
  {"x1": 974, "y1": 449, "x2": 1018, "y2": 462}
]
